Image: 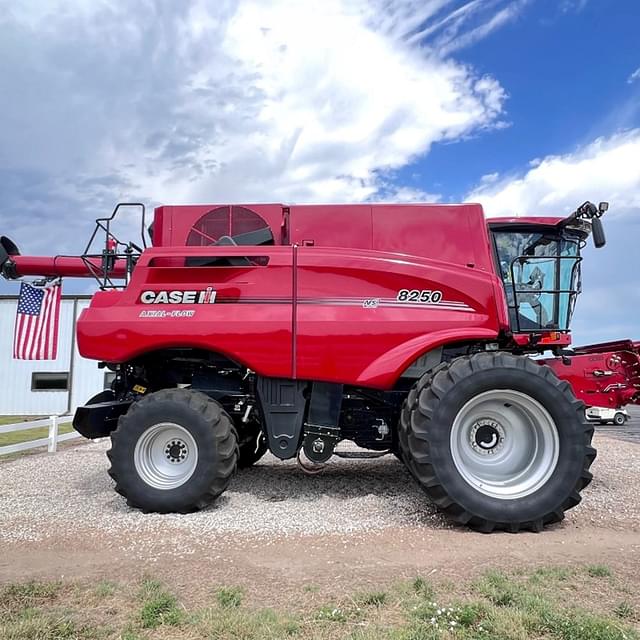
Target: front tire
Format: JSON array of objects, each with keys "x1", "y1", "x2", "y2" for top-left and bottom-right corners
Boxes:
[
  {"x1": 613, "y1": 412, "x2": 626, "y2": 426},
  {"x1": 400, "y1": 353, "x2": 596, "y2": 532},
  {"x1": 107, "y1": 389, "x2": 237, "y2": 513}
]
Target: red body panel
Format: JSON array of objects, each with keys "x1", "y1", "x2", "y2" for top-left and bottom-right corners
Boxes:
[
  {"x1": 371, "y1": 205, "x2": 496, "y2": 272},
  {"x1": 77, "y1": 246, "x2": 295, "y2": 378},
  {"x1": 288, "y1": 203, "x2": 496, "y2": 271},
  {"x1": 289, "y1": 204, "x2": 373, "y2": 250},
  {"x1": 295, "y1": 247, "x2": 501, "y2": 387},
  {"x1": 542, "y1": 340, "x2": 640, "y2": 408}
]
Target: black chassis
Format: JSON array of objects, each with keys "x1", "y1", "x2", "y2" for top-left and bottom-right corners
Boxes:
[{"x1": 73, "y1": 356, "x2": 404, "y2": 458}]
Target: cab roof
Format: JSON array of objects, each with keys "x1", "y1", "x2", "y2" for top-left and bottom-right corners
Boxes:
[{"x1": 488, "y1": 216, "x2": 566, "y2": 227}]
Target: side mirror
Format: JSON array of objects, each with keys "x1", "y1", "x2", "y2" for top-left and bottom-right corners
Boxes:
[
  {"x1": 592, "y1": 216, "x2": 606, "y2": 248},
  {"x1": 598, "y1": 202, "x2": 609, "y2": 214}
]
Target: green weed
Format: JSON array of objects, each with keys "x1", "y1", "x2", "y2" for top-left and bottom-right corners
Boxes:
[
  {"x1": 138, "y1": 579, "x2": 182, "y2": 629},
  {"x1": 587, "y1": 565, "x2": 613, "y2": 578},
  {"x1": 216, "y1": 585, "x2": 244, "y2": 608}
]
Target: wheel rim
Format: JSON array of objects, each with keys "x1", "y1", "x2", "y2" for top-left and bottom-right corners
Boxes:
[
  {"x1": 450, "y1": 390, "x2": 559, "y2": 500},
  {"x1": 133, "y1": 423, "x2": 198, "y2": 490}
]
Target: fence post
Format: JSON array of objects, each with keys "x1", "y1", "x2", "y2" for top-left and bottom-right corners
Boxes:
[{"x1": 48, "y1": 415, "x2": 59, "y2": 453}]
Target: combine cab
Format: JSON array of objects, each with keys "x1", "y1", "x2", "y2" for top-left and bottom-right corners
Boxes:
[{"x1": 0, "y1": 199, "x2": 629, "y2": 532}]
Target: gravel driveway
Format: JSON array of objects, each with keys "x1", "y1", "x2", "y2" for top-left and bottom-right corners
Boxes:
[{"x1": 1, "y1": 434, "x2": 638, "y2": 550}]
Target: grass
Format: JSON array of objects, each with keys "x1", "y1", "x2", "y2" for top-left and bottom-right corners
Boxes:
[
  {"x1": 94, "y1": 580, "x2": 117, "y2": 598},
  {"x1": 137, "y1": 578, "x2": 183, "y2": 628},
  {"x1": 358, "y1": 591, "x2": 388, "y2": 607},
  {"x1": 197, "y1": 605, "x2": 300, "y2": 638},
  {"x1": 0, "y1": 421, "x2": 73, "y2": 448},
  {"x1": 1, "y1": 614, "x2": 101, "y2": 640},
  {"x1": 0, "y1": 416, "x2": 43, "y2": 426},
  {"x1": 529, "y1": 566, "x2": 574, "y2": 583},
  {"x1": 0, "y1": 566, "x2": 638, "y2": 640},
  {"x1": 412, "y1": 576, "x2": 435, "y2": 599},
  {"x1": 215, "y1": 585, "x2": 244, "y2": 608},
  {"x1": 316, "y1": 604, "x2": 349, "y2": 622},
  {"x1": 0, "y1": 580, "x2": 63, "y2": 610},
  {"x1": 614, "y1": 602, "x2": 635, "y2": 620},
  {"x1": 588, "y1": 565, "x2": 614, "y2": 578}
]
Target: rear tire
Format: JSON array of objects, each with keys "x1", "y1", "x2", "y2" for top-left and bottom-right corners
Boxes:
[
  {"x1": 614, "y1": 412, "x2": 626, "y2": 426},
  {"x1": 107, "y1": 389, "x2": 238, "y2": 513},
  {"x1": 400, "y1": 353, "x2": 596, "y2": 532}
]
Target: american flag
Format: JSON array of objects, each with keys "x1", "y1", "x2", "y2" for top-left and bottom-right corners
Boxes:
[{"x1": 13, "y1": 281, "x2": 62, "y2": 360}]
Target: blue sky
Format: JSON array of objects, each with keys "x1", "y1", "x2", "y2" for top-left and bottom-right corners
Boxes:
[
  {"x1": 0, "y1": 0, "x2": 639, "y2": 344},
  {"x1": 399, "y1": 0, "x2": 640, "y2": 199}
]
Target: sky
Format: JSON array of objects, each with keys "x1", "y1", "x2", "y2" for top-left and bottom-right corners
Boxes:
[{"x1": 0, "y1": 0, "x2": 639, "y2": 344}]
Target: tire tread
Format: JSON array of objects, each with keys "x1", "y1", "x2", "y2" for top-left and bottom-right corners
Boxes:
[
  {"x1": 107, "y1": 388, "x2": 237, "y2": 513},
  {"x1": 398, "y1": 352, "x2": 596, "y2": 532}
]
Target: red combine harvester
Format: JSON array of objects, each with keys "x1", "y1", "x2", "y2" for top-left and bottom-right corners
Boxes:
[{"x1": 1, "y1": 200, "x2": 637, "y2": 532}]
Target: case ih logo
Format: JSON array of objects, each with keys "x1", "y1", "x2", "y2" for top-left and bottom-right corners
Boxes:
[{"x1": 140, "y1": 288, "x2": 217, "y2": 304}]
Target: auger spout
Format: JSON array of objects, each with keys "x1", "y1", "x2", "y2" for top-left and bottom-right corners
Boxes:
[{"x1": 0, "y1": 236, "x2": 128, "y2": 281}]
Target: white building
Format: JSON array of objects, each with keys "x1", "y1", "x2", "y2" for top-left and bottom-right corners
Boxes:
[{"x1": 0, "y1": 295, "x2": 107, "y2": 415}]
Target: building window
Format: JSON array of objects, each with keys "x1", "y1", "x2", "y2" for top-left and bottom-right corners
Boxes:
[
  {"x1": 31, "y1": 372, "x2": 69, "y2": 391},
  {"x1": 104, "y1": 372, "x2": 117, "y2": 389}
]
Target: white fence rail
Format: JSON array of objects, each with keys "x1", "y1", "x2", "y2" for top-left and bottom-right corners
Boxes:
[{"x1": 0, "y1": 415, "x2": 80, "y2": 456}]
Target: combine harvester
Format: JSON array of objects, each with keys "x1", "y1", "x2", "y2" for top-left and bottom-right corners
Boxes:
[{"x1": 1, "y1": 200, "x2": 637, "y2": 532}]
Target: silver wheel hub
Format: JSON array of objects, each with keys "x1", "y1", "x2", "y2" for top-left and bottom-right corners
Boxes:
[
  {"x1": 450, "y1": 390, "x2": 559, "y2": 500},
  {"x1": 470, "y1": 419, "x2": 505, "y2": 455},
  {"x1": 134, "y1": 423, "x2": 198, "y2": 490},
  {"x1": 164, "y1": 439, "x2": 189, "y2": 463}
]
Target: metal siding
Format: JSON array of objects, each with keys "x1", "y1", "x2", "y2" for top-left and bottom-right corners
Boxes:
[{"x1": 0, "y1": 298, "x2": 104, "y2": 415}]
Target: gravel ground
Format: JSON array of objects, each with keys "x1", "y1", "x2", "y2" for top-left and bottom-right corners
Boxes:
[
  {"x1": 0, "y1": 441, "x2": 447, "y2": 545},
  {"x1": 0, "y1": 434, "x2": 638, "y2": 551}
]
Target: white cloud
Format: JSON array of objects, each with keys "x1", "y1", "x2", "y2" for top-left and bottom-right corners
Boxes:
[
  {"x1": 407, "y1": 0, "x2": 530, "y2": 54},
  {"x1": 478, "y1": 171, "x2": 499, "y2": 185},
  {"x1": 468, "y1": 129, "x2": 640, "y2": 217},
  {"x1": 375, "y1": 184, "x2": 442, "y2": 203},
  {"x1": 435, "y1": 1, "x2": 529, "y2": 55},
  {"x1": 628, "y1": 67, "x2": 640, "y2": 84},
  {"x1": 0, "y1": 0, "x2": 517, "y2": 262}
]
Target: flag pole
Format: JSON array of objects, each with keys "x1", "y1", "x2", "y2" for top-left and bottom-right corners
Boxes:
[{"x1": 66, "y1": 295, "x2": 77, "y2": 416}]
